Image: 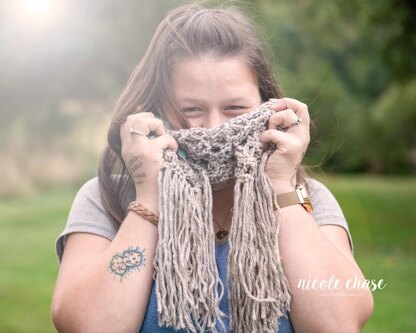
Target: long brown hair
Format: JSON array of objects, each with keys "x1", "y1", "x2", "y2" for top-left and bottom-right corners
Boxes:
[{"x1": 98, "y1": 2, "x2": 309, "y2": 226}]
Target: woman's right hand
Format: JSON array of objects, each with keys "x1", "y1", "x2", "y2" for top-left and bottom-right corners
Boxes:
[{"x1": 120, "y1": 112, "x2": 178, "y2": 203}]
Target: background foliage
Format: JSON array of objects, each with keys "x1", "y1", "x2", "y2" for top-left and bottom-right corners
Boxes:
[
  {"x1": 254, "y1": 0, "x2": 416, "y2": 174},
  {"x1": 0, "y1": 0, "x2": 415, "y2": 196}
]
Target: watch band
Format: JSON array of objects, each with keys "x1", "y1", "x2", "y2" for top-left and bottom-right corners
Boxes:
[
  {"x1": 275, "y1": 191, "x2": 299, "y2": 208},
  {"x1": 272, "y1": 184, "x2": 313, "y2": 213}
]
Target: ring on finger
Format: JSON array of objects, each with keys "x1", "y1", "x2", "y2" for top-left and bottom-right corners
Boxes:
[
  {"x1": 289, "y1": 117, "x2": 301, "y2": 128},
  {"x1": 129, "y1": 127, "x2": 146, "y2": 136}
]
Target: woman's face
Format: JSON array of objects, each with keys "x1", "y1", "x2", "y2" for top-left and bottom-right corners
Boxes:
[{"x1": 170, "y1": 56, "x2": 262, "y2": 129}]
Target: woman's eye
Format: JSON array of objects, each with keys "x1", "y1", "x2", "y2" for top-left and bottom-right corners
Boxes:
[
  {"x1": 181, "y1": 107, "x2": 201, "y2": 113},
  {"x1": 226, "y1": 106, "x2": 245, "y2": 111}
]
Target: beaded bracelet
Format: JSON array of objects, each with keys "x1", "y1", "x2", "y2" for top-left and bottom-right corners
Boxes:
[{"x1": 128, "y1": 201, "x2": 159, "y2": 227}]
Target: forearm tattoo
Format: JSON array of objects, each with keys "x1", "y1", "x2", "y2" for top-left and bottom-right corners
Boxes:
[
  {"x1": 108, "y1": 246, "x2": 146, "y2": 281},
  {"x1": 127, "y1": 156, "x2": 146, "y2": 185}
]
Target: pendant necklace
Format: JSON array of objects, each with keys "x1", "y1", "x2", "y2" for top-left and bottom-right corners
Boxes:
[{"x1": 213, "y1": 207, "x2": 233, "y2": 240}]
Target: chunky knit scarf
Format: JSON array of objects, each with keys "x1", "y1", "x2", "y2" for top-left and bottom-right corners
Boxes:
[{"x1": 152, "y1": 101, "x2": 292, "y2": 332}]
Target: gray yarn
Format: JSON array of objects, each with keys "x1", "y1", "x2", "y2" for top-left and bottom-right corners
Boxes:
[{"x1": 152, "y1": 101, "x2": 292, "y2": 332}]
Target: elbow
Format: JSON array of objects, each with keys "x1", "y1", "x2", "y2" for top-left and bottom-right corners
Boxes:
[
  {"x1": 309, "y1": 290, "x2": 374, "y2": 333},
  {"x1": 51, "y1": 298, "x2": 72, "y2": 333},
  {"x1": 51, "y1": 295, "x2": 85, "y2": 333},
  {"x1": 333, "y1": 290, "x2": 375, "y2": 333},
  {"x1": 341, "y1": 290, "x2": 374, "y2": 333},
  {"x1": 51, "y1": 296, "x2": 141, "y2": 333},
  {"x1": 357, "y1": 290, "x2": 374, "y2": 329}
]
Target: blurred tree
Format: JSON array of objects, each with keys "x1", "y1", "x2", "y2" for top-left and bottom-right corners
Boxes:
[
  {"x1": 368, "y1": 80, "x2": 416, "y2": 173},
  {"x1": 365, "y1": 0, "x2": 416, "y2": 83},
  {"x1": 1, "y1": 0, "x2": 414, "y2": 194},
  {"x1": 254, "y1": 0, "x2": 415, "y2": 173}
]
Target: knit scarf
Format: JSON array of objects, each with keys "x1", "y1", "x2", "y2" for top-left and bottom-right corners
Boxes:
[{"x1": 152, "y1": 101, "x2": 292, "y2": 332}]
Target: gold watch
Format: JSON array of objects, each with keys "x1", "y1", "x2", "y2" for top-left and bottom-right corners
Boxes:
[{"x1": 273, "y1": 183, "x2": 313, "y2": 213}]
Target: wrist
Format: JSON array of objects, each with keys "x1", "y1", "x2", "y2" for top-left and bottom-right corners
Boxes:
[
  {"x1": 135, "y1": 185, "x2": 158, "y2": 199},
  {"x1": 270, "y1": 180, "x2": 295, "y2": 195},
  {"x1": 135, "y1": 192, "x2": 159, "y2": 215},
  {"x1": 272, "y1": 182, "x2": 313, "y2": 213},
  {"x1": 128, "y1": 201, "x2": 159, "y2": 227}
]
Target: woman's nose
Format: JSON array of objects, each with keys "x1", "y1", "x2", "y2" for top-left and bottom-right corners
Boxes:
[{"x1": 204, "y1": 110, "x2": 227, "y2": 129}]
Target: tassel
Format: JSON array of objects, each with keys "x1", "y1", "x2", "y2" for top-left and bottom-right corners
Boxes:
[
  {"x1": 228, "y1": 150, "x2": 291, "y2": 332},
  {"x1": 154, "y1": 152, "x2": 226, "y2": 333}
]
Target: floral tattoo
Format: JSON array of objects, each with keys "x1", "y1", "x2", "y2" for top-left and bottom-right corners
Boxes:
[{"x1": 109, "y1": 246, "x2": 146, "y2": 281}]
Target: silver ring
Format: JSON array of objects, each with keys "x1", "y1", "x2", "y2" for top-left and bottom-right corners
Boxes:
[
  {"x1": 129, "y1": 128, "x2": 146, "y2": 136},
  {"x1": 289, "y1": 117, "x2": 301, "y2": 128}
]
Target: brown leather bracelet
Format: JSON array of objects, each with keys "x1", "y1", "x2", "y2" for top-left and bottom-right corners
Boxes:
[{"x1": 128, "y1": 201, "x2": 159, "y2": 226}]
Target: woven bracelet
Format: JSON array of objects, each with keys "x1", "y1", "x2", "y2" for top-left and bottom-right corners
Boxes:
[{"x1": 128, "y1": 201, "x2": 159, "y2": 227}]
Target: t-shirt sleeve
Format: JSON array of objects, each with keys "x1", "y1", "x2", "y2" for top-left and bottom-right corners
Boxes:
[
  {"x1": 55, "y1": 177, "x2": 118, "y2": 264},
  {"x1": 306, "y1": 177, "x2": 354, "y2": 254}
]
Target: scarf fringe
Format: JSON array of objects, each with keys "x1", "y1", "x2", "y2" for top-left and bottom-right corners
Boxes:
[
  {"x1": 154, "y1": 154, "x2": 227, "y2": 333},
  {"x1": 227, "y1": 151, "x2": 291, "y2": 332}
]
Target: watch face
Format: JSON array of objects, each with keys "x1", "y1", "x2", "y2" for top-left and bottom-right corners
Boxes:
[
  {"x1": 296, "y1": 184, "x2": 313, "y2": 212},
  {"x1": 296, "y1": 184, "x2": 308, "y2": 201}
]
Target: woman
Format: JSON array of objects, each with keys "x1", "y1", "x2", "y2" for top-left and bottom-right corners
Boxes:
[{"x1": 52, "y1": 3, "x2": 373, "y2": 332}]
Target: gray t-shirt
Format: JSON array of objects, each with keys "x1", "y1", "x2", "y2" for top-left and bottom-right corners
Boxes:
[{"x1": 55, "y1": 177, "x2": 353, "y2": 263}]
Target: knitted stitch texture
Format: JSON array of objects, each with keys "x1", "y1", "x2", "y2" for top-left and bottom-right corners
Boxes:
[{"x1": 153, "y1": 101, "x2": 292, "y2": 332}]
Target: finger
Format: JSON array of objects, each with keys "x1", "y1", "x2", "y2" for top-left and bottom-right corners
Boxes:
[
  {"x1": 125, "y1": 118, "x2": 167, "y2": 138},
  {"x1": 269, "y1": 98, "x2": 309, "y2": 122},
  {"x1": 260, "y1": 128, "x2": 290, "y2": 144},
  {"x1": 151, "y1": 134, "x2": 178, "y2": 152},
  {"x1": 120, "y1": 113, "x2": 160, "y2": 141},
  {"x1": 260, "y1": 129, "x2": 302, "y2": 153},
  {"x1": 268, "y1": 109, "x2": 300, "y2": 130},
  {"x1": 121, "y1": 113, "x2": 156, "y2": 136}
]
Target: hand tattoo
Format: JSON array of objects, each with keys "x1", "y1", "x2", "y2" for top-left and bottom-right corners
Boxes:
[
  {"x1": 108, "y1": 246, "x2": 146, "y2": 281},
  {"x1": 127, "y1": 156, "x2": 146, "y2": 185}
]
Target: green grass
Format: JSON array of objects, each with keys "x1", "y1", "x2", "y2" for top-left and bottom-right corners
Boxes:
[
  {"x1": 0, "y1": 175, "x2": 415, "y2": 332},
  {"x1": 0, "y1": 187, "x2": 76, "y2": 333},
  {"x1": 316, "y1": 175, "x2": 416, "y2": 332}
]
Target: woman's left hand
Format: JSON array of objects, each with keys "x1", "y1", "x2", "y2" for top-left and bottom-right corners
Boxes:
[{"x1": 259, "y1": 97, "x2": 310, "y2": 191}]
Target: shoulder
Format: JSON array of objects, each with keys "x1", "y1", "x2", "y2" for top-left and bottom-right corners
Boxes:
[
  {"x1": 75, "y1": 177, "x2": 101, "y2": 201},
  {"x1": 305, "y1": 177, "x2": 335, "y2": 196},
  {"x1": 55, "y1": 177, "x2": 118, "y2": 263},
  {"x1": 67, "y1": 177, "x2": 113, "y2": 221},
  {"x1": 68, "y1": 176, "x2": 117, "y2": 232},
  {"x1": 304, "y1": 176, "x2": 345, "y2": 221},
  {"x1": 304, "y1": 177, "x2": 354, "y2": 252},
  {"x1": 305, "y1": 177, "x2": 344, "y2": 216}
]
